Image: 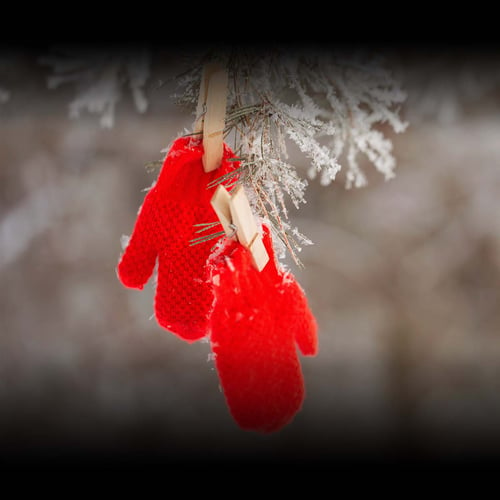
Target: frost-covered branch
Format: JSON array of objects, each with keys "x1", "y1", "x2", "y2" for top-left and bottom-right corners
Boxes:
[
  {"x1": 174, "y1": 51, "x2": 408, "y2": 263},
  {"x1": 285, "y1": 54, "x2": 408, "y2": 188},
  {"x1": 39, "y1": 47, "x2": 151, "y2": 128}
]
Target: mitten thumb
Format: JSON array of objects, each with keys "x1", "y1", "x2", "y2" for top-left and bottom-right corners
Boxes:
[
  {"x1": 286, "y1": 277, "x2": 319, "y2": 356},
  {"x1": 117, "y1": 189, "x2": 158, "y2": 290},
  {"x1": 259, "y1": 225, "x2": 318, "y2": 357}
]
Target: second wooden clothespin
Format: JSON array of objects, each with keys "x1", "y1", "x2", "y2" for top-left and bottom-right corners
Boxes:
[
  {"x1": 211, "y1": 185, "x2": 270, "y2": 272},
  {"x1": 194, "y1": 63, "x2": 228, "y2": 173}
]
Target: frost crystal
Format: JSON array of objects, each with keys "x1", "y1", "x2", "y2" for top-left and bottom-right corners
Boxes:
[{"x1": 40, "y1": 47, "x2": 151, "y2": 128}]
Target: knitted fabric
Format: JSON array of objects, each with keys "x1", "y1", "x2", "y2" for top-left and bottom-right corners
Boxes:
[
  {"x1": 208, "y1": 225, "x2": 318, "y2": 432},
  {"x1": 117, "y1": 136, "x2": 239, "y2": 342}
]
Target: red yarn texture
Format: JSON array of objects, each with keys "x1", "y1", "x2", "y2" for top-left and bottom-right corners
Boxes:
[
  {"x1": 117, "y1": 136, "x2": 238, "y2": 342},
  {"x1": 208, "y1": 225, "x2": 318, "y2": 432}
]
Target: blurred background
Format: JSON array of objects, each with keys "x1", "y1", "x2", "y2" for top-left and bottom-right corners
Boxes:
[{"x1": 1, "y1": 46, "x2": 500, "y2": 467}]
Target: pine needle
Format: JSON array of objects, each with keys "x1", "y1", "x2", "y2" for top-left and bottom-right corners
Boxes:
[
  {"x1": 193, "y1": 221, "x2": 221, "y2": 233},
  {"x1": 189, "y1": 230, "x2": 225, "y2": 246}
]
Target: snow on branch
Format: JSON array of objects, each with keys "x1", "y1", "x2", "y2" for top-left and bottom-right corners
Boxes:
[
  {"x1": 284, "y1": 54, "x2": 408, "y2": 188},
  {"x1": 39, "y1": 47, "x2": 151, "y2": 128},
  {"x1": 174, "y1": 50, "x2": 408, "y2": 263}
]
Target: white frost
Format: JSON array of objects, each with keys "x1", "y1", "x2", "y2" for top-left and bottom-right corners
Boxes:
[
  {"x1": 120, "y1": 234, "x2": 130, "y2": 251},
  {"x1": 40, "y1": 47, "x2": 151, "y2": 128}
]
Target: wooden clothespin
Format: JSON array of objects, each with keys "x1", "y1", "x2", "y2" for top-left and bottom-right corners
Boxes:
[
  {"x1": 211, "y1": 184, "x2": 270, "y2": 272},
  {"x1": 194, "y1": 63, "x2": 228, "y2": 173}
]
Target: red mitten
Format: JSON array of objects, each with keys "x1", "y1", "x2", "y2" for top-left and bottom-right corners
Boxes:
[
  {"x1": 117, "y1": 136, "x2": 238, "y2": 342},
  {"x1": 208, "y1": 225, "x2": 318, "y2": 432}
]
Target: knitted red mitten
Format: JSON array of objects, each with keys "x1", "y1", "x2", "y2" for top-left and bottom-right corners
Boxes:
[
  {"x1": 208, "y1": 225, "x2": 318, "y2": 432},
  {"x1": 117, "y1": 136, "x2": 238, "y2": 342}
]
